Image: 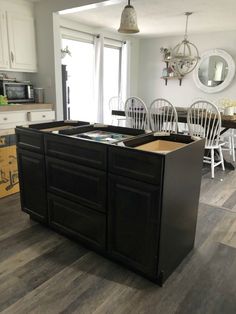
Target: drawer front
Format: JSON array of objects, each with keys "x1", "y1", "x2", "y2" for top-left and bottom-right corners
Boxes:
[
  {"x1": 48, "y1": 194, "x2": 106, "y2": 250},
  {"x1": 45, "y1": 134, "x2": 107, "y2": 170},
  {"x1": 108, "y1": 146, "x2": 164, "y2": 185},
  {"x1": 27, "y1": 110, "x2": 55, "y2": 122},
  {"x1": 46, "y1": 157, "x2": 107, "y2": 213},
  {"x1": 15, "y1": 127, "x2": 44, "y2": 153},
  {"x1": 0, "y1": 112, "x2": 26, "y2": 124}
]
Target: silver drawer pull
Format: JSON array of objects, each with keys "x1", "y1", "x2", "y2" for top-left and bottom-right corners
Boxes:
[
  {"x1": 42, "y1": 115, "x2": 46, "y2": 118},
  {"x1": 3, "y1": 117, "x2": 8, "y2": 121}
]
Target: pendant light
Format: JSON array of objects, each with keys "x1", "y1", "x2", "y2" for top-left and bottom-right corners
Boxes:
[
  {"x1": 171, "y1": 12, "x2": 200, "y2": 76},
  {"x1": 118, "y1": 0, "x2": 139, "y2": 34}
]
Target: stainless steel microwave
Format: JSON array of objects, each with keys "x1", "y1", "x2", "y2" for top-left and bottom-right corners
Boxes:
[{"x1": 0, "y1": 80, "x2": 34, "y2": 103}]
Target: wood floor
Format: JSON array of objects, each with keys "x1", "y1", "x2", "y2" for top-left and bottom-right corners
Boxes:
[{"x1": 1, "y1": 165, "x2": 236, "y2": 313}]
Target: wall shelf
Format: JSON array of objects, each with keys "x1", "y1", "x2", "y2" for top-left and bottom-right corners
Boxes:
[{"x1": 161, "y1": 60, "x2": 183, "y2": 86}]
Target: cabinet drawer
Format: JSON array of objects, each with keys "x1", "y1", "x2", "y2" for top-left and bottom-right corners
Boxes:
[
  {"x1": 45, "y1": 133, "x2": 107, "y2": 170},
  {"x1": 108, "y1": 146, "x2": 164, "y2": 185},
  {"x1": 15, "y1": 127, "x2": 44, "y2": 153},
  {"x1": 46, "y1": 157, "x2": 107, "y2": 213},
  {"x1": 48, "y1": 194, "x2": 106, "y2": 250},
  {"x1": 28, "y1": 111, "x2": 55, "y2": 122},
  {"x1": 0, "y1": 112, "x2": 26, "y2": 124}
]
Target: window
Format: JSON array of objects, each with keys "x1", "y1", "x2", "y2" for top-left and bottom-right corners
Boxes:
[
  {"x1": 103, "y1": 45, "x2": 121, "y2": 124},
  {"x1": 62, "y1": 38, "x2": 95, "y2": 122}
]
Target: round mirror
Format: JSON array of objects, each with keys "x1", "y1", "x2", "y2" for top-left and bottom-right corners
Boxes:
[{"x1": 193, "y1": 49, "x2": 235, "y2": 93}]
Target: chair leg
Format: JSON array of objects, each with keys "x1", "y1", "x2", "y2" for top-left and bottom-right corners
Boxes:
[
  {"x1": 211, "y1": 148, "x2": 215, "y2": 179},
  {"x1": 219, "y1": 146, "x2": 225, "y2": 171}
]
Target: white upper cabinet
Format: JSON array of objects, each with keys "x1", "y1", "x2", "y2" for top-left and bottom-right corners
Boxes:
[
  {"x1": 0, "y1": 10, "x2": 9, "y2": 69},
  {"x1": 7, "y1": 13, "x2": 37, "y2": 72},
  {"x1": 0, "y1": 1, "x2": 37, "y2": 72}
]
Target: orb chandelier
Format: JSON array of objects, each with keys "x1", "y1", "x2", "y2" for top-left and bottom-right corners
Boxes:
[
  {"x1": 118, "y1": 0, "x2": 139, "y2": 34},
  {"x1": 171, "y1": 12, "x2": 200, "y2": 76}
]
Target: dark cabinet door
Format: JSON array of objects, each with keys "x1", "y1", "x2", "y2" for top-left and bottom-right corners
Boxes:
[
  {"x1": 17, "y1": 148, "x2": 47, "y2": 222},
  {"x1": 108, "y1": 174, "x2": 161, "y2": 278},
  {"x1": 48, "y1": 193, "x2": 106, "y2": 251}
]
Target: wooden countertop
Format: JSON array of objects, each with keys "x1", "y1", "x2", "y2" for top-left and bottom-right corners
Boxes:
[{"x1": 0, "y1": 103, "x2": 54, "y2": 112}]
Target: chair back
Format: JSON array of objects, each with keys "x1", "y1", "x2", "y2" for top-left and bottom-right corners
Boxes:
[
  {"x1": 124, "y1": 97, "x2": 148, "y2": 130},
  {"x1": 149, "y1": 98, "x2": 178, "y2": 133},
  {"x1": 187, "y1": 100, "x2": 222, "y2": 147},
  {"x1": 108, "y1": 96, "x2": 124, "y2": 111}
]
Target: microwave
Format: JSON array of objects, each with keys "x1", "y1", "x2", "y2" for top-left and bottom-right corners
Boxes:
[{"x1": 0, "y1": 80, "x2": 34, "y2": 103}]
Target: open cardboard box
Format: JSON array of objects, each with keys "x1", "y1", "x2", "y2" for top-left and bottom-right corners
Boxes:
[
  {"x1": 0, "y1": 133, "x2": 19, "y2": 198},
  {"x1": 136, "y1": 139, "x2": 187, "y2": 154}
]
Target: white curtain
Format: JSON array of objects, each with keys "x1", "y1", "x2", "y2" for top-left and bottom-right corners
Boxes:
[
  {"x1": 94, "y1": 34, "x2": 104, "y2": 123},
  {"x1": 120, "y1": 40, "x2": 130, "y2": 104}
]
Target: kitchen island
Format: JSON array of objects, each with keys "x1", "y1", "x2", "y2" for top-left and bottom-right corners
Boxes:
[{"x1": 16, "y1": 121, "x2": 205, "y2": 285}]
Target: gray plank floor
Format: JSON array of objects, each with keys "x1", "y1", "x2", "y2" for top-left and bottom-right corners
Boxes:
[{"x1": 1, "y1": 164, "x2": 236, "y2": 314}]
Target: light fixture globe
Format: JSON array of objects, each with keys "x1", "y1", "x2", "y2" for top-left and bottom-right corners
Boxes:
[
  {"x1": 118, "y1": 1, "x2": 139, "y2": 34},
  {"x1": 170, "y1": 12, "x2": 200, "y2": 76}
]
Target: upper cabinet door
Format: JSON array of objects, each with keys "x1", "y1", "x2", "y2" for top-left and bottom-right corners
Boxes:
[
  {"x1": 7, "y1": 13, "x2": 37, "y2": 72},
  {"x1": 0, "y1": 11, "x2": 9, "y2": 69}
]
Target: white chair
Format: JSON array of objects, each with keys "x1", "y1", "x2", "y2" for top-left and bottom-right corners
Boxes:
[
  {"x1": 187, "y1": 100, "x2": 225, "y2": 179},
  {"x1": 215, "y1": 98, "x2": 235, "y2": 162},
  {"x1": 149, "y1": 98, "x2": 178, "y2": 133},
  {"x1": 124, "y1": 97, "x2": 148, "y2": 130},
  {"x1": 108, "y1": 96, "x2": 126, "y2": 126}
]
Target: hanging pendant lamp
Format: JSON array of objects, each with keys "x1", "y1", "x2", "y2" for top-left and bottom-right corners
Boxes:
[
  {"x1": 118, "y1": 0, "x2": 139, "y2": 34},
  {"x1": 171, "y1": 12, "x2": 200, "y2": 76}
]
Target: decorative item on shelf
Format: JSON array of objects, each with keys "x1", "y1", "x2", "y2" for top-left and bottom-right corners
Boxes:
[
  {"x1": 118, "y1": 0, "x2": 139, "y2": 34},
  {"x1": 160, "y1": 48, "x2": 183, "y2": 86},
  {"x1": 170, "y1": 12, "x2": 200, "y2": 76},
  {"x1": 218, "y1": 98, "x2": 236, "y2": 116},
  {"x1": 61, "y1": 46, "x2": 72, "y2": 59},
  {"x1": 160, "y1": 47, "x2": 172, "y2": 61}
]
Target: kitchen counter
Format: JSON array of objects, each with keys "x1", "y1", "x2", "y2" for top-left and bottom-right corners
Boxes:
[
  {"x1": 0, "y1": 103, "x2": 54, "y2": 112},
  {"x1": 15, "y1": 121, "x2": 205, "y2": 285}
]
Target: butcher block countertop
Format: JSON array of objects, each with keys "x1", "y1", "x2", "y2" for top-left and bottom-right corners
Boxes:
[{"x1": 0, "y1": 104, "x2": 54, "y2": 112}]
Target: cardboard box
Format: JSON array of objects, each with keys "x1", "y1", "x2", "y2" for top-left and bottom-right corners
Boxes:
[{"x1": 0, "y1": 134, "x2": 19, "y2": 198}]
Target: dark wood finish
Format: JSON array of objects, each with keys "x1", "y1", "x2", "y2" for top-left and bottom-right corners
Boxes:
[
  {"x1": 17, "y1": 148, "x2": 47, "y2": 222},
  {"x1": 109, "y1": 145, "x2": 164, "y2": 185},
  {"x1": 48, "y1": 193, "x2": 106, "y2": 250},
  {"x1": 46, "y1": 157, "x2": 107, "y2": 213},
  {"x1": 108, "y1": 174, "x2": 161, "y2": 278},
  {"x1": 15, "y1": 127, "x2": 44, "y2": 153},
  {"x1": 29, "y1": 120, "x2": 90, "y2": 130},
  {"x1": 44, "y1": 133, "x2": 107, "y2": 170},
  {"x1": 111, "y1": 109, "x2": 236, "y2": 129},
  {"x1": 158, "y1": 138, "x2": 205, "y2": 282},
  {"x1": 16, "y1": 122, "x2": 205, "y2": 285}
]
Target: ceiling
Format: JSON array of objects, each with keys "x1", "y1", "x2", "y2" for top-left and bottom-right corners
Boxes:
[{"x1": 61, "y1": 0, "x2": 236, "y2": 38}]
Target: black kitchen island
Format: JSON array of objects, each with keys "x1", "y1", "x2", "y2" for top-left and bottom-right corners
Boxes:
[{"x1": 16, "y1": 121, "x2": 205, "y2": 285}]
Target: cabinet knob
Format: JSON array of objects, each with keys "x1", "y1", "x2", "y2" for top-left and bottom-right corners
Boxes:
[
  {"x1": 42, "y1": 115, "x2": 46, "y2": 118},
  {"x1": 3, "y1": 117, "x2": 8, "y2": 121}
]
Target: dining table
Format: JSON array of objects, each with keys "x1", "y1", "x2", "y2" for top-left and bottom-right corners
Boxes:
[{"x1": 111, "y1": 107, "x2": 236, "y2": 170}]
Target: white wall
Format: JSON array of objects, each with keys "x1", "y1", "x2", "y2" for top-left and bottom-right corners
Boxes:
[
  {"x1": 33, "y1": 0, "x2": 107, "y2": 119},
  {"x1": 137, "y1": 31, "x2": 236, "y2": 107}
]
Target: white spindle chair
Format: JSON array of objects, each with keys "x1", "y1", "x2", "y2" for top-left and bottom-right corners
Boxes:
[
  {"x1": 187, "y1": 100, "x2": 225, "y2": 178},
  {"x1": 108, "y1": 96, "x2": 126, "y2": 126},
  {"x1": 149, "y1": 98, "x2": 178, "y2": 133},
  {"x1": 124, "y1": 97, "x2": 148, "y2": 130}
]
